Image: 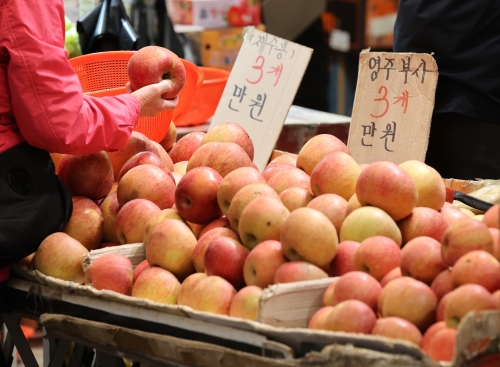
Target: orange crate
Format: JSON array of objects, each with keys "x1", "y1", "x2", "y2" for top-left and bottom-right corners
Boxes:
[{"x1": 69, "y1": 51, "x2": 204, "y2": 141}]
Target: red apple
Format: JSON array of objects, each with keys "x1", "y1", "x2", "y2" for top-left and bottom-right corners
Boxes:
[
  {"x1": 151, "y1": 140, "x2": 174, "y2": 172},
  {"x1": 489, "y1": 228, "x2": 500, "y2": 261},
  {"x1": 266, "y1": 167, "x2": 311, "y2": 195},
  {"x1": 142, "y1": 207, "x2": 187, "y2": 244},
  {"x1": 99, "y1": 192, "x2": 121, "y2": 244},
  {"x1": 424, "y1": 327, "x2": 457, "y2": 362},
  {"x1": 177, "y1": 273, "x2": 207, "y2": 306},
  {"x1": 114, "y1": 198, "x2": 161, "y2": 244},
  {"x1": 400, "y1": 236, "x2": 448, "y2": 285},
  {"x1": 398, "y1": 207, "x2": 449, "y2": 244},
  {"x1": 322, "y1": 299, "x2": 377, "y2": 334},
  {"x1": 296, "y1": 134, "x2": 350, "y2": 175},
  {"x1": 84, "y1": 253, "x2": 133, "y2": 295},
  {"x1": 202, "y1": 141, "x2": 254, "y2": 178},
  {"x1": 330, "y1": 271, "x2": 382, "y2": 312},
  {"x1": 354, "y1": 236, "x2": 401, "y2": 281},
  {"x1": 168, "y1": 131, "x2": 206, "y2": 164},
  {"x1": 430, "y1": 269, "x2": 455, "y2": 301},
  {"x1": 267, "y1": 152, "x2": 298, "y2": 167},
  {"x1": 198, "y1": 217, "x2": 232, "y2": 238},
  {"x1": 175, "y1": 166, "x2": 223, "y2": 224},
  {"x1": 378, "y1": 277, "x2": 438, "y2": 331},
  {"x1": 63, "y1": 196, "x2": 103, "y2": 251},
  {"x1": 273, "y1": 261, "x2": 328, "y2": 284},
  {"x1": 279, "y1": 187, "x2": 314, "y2": 212},
  {"x1": 328, "y1": 240, "x2": 360, "y2": 277},
  {"x1": 192, "y1": 227, "x2": 240, "y2": 273},
  {"x1": 322, "y1": 278, "x2": 340, "y2": 307},
  {"x1": 132, "y1": 266, "x2": 181, "y2": 305},
  {"x1": 308, "y1": 306, "x2": 335, "y2": 330},
  {"x1": 440, "y1": 202, "x2": 471, "y2": 226},
  {"x1": 482, "y1": 204, "x2": 499, "y2": 229},
  {"x1": 492, "y1": 290, "x2": 500, "y2": 309},
  {"x1": 262, "y1": 163, "x2": 296, "y2": 182},
  {"x1": 117, "y1": 164, "x2": 176, "y2": 209},
  {"x1": 186, "y1": 142, "x2": 220, "y2": 171},
  {"x1": 243, "y1": 240, "x2": 288, "y2": 288},
  {"x1": 421, "y1": 321, "x2": 447, "y2": 351},
  {"x1": 441, "y1": 218, "x2": 494, "y2": 266},
  {"x1": 307, "y1": 193, "x2": 349, "y2": 234},
  {"x1": 127, "y1": 45, "x2": 186, "y2": 100},
  {"x1": 309, "y1": 151, "x2": 362, "y2": 200},
  {"x1": 158, "y1": 120, "x2": 177, "y2": 151},
  {"x1": 229, "y1": 285, "x2": 263, "y2": 321},
  {"x1": 117, "y1": 151, "x2": 173, "y2": 182},
  {"x1": 356, "y1": 161, "x2": 418, "y2": 221},
  {"x1": 204, "y1": 236, "x2": 249, "y2": 289},
  {"x1": 57, "y1": 151, "x2": 114, "y2": 201},
  {"x1": 371, "y1": 317, "x2": 423, "y2": 346},
  {"x1": 450, "y1": 250, "x2": 500, "y2": 292},
  {"x1": 201, "y1": 122, "x2": 254, "y2": 160},
  {"x1": 133, "y1": 259, "x2": 150, "y2": 283}
]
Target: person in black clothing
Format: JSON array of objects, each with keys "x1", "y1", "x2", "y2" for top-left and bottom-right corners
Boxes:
[{"x1": 393, "y1": 1, "x2": 500, "y2": 180}]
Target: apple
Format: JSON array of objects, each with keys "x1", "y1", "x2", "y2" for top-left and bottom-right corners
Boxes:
[
  {"x1": 322, "y1": 299, "x2": 377, "y2": 334},
  {"x1": 431, "y1": 268, "x2": 455, "y2": 301},
  {"x1": 371, "y1": 317, "x2": 423, "y2": 346},
  {"x1": 378, "y1": 276, "x2": 438, "y2": 331},
  {"x1": 117, "y1": 164, "x2": 176, "y2": 210},
  {"x1": 229, "y1": 285, "x2": 263, "y2": 321},
  {"x1": 450, "y1": 250, "x2": 500, "y2": 292},
  {"x1": 492, "y1": 290, "x2": 500, "y2": 309},
  {"x1": 296, "y1": 134, "x2": 350, "y2": 175},
  {"x1": 106, "y1": 131, "x2": 161, "y2": 181},
  {"x1": 114, "y1": 198, "x2": 161, "y2": 244},
  {"x1": 202, "y1": 141, "x2": 254, "y2": 178},
  {"x1": 63, "y1": 196, "x2": 103, "y2": 251},
  {"x1": 99, "y1": 192, "x2": 121, "y2": 244},
  {"x1": 380, "y1": 267, "x2": 402, "y2": 287},
  {"x1": 444, "y1": 284, "x2": 497, "y2": 327},
  {"x1": 192, "y1": 227, "x2": 240, "y2": 273},
  {"x1": 204, "y1": 236, "x2": 249, "y2": 289},
  {"x1": 339, "y1": 206, "x2": 402, "y2": 246},
  {"x1": 400, "y1": 236, "x2": 448, "y2": 285},
  {"x1": 278, "y1": 187, "x2": 314, "y2": 212},
  {"x1": 280, "y1": 207, "x2": 338, "y2": 268},
  {"x1": 145, "y1": 218, "x2": 197, "y2": 280},
  {"x1": 441, "y1": 218, "x2": 494, "y2": 266},
  {"x1": 273, "y1": 261, "x2": 328, "y2": 284},
  {"x1": 186, "y1": 142, "x2": 220, "y2": 171},
  {"x1": 328, "y1": 240, "x2": 360, "y2": 277},
  {"x1": 178, "y1": 275, "x2": 236, "y2": 315},
  {"x1": 243, "y1": 239, "x2": 288, "y2": 288},
  {"x1": 201, "y1": 122, "x2": 254, "y2": 160},
  {"x1": 399, "y1": 160, "x2": 446, "y2": 211},
  {"x1": 321, "y1": 278, "x2": 340, "y2": 307},
  {"x1": 132, "y1": 266, "x2": 181, "y2": 305},
  {"x1": 346, "y1": 193, "x2": 363, "y2": 215},
  {"x1": 217, "y1": 166, "x2": 266, "y2": 217},
  {"x1": 423, "y1": 327, "x2": 457, "y2": 362},
  {"x1": 227, "y1": 183, "x2": 280, "y2": 232},
  {"x1": 198, "y1": 217, "x2": 231, "y2": 238},
  {"x1": 175, "y1": 166, "x2": 223, "y2": 224},
  {"x1": 158, "y1": 120, "x2": 177, "y2": 151},
  {"x1": 173, "y1": 161, "x2": 188, "y2": 176},
  {"x1": 127, "y1": 45, "x2": 186, "y2": 100},
  {"x1": 440, "y1": 202, "x2": 471, "y2": 227},
  {"x1": 490, "y1": 227, "x2": 500, "y2": 261},
  {"x1": 354, "y1": 236, "x2": 401, "y2": 281},
  {"x1": 18, "y1": 253, "x2": 36, "y2": 270},
  {"x1": 84, "y1": 253, "x2": 133, "y2": 295},
  {"x1": 398, "y1": 207, "x2": 449, "y2": 245},
  {"x1": 308, "y1": 306, "x2": 335, "y2": 330},
  {"x1": 238, "y1": 196, "x2": 290, "y2": 250},
  {"x1": 142, "y1": 207, "x2": 187, "y2": 244},
  {"x1": 117, "y1": 151, "x2": 172, "y2": 182},
  {"x1": 133, "y1": 259, "x2": 150, "y2": 283},
  {"x1": 57, "y1": 151, "x2": 114, "y2": 201},
  {"x1": 151, "y1": 140, "x2": 174, "y2": 172},
  {"x1": 482, "y1": 204, "x2": 499, "y2": 229},
  {"x1": 262, "y1": 163, "x2": 296, "y2": 182},
  {"x1": 177, "y1": 272, "x2": 207, "y2": 306},
  {"x1": 267, "y1": 152, "x2": 298, "y2": 167},
  {"x1": 309, "y1": 151, "x2": 362, "y2": 200},
  {"x1": 421, "y1": 321, "x2": 447, "y2": 351},
  {"x1": 306, "y1": 194, "x2": 349, "y2": 235},
  {"x1": 356, "y1": 161, "x2": 418, "y2": 221},
  {"x1": 436, "y1": 292, "x2": 451, "y2": 322},
  {"x1": 266, "y1": 167, "x2": 311, "y2": 195},
  {"x1": 330, "y1": 271, "x2": 382, "y2": 312},
  {"x1": 169, "y1": 131, "x2": 206, "y2": 164},
  {"x1": 33, "y1": 232, "x2": 89, "y2": 284}
]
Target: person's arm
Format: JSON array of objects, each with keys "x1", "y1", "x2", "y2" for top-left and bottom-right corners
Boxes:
[{"x1": 6, "y1": 0, "x2": 140, "y2": 155}]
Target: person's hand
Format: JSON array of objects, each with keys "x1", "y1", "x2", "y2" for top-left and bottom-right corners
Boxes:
[{"x1": 127, "y1": 80, "x2": 179, "y2": 117}]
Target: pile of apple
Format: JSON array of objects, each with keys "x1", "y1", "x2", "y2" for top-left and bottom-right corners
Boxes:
[{"x1": 21, "y1": 121, "x2": 500, "y2": 363}]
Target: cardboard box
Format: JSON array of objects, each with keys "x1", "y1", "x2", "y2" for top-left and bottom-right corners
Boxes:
[{"x1": 167, "y1": 0, "x2": 261, "y2": 29}]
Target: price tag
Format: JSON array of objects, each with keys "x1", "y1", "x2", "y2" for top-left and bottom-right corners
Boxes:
[
  {"x1": 347, "y1": 50, "x2": 438, "y2": 164},
  {"x1": 209, "y1": 26, "x2": 313, "y2": 171}
]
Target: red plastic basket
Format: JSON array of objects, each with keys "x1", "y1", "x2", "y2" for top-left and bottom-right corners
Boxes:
[
  {"x1": 174, "y1": 67, "x2": 230, "y2": 127},
  {"x1": 69, "y1": 51, "x2": 204, "y2": 142}
]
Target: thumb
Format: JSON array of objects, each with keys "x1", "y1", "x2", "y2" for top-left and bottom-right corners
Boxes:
[{"x1": 157, "y1": 79, "x2": 173, "y2": 95}]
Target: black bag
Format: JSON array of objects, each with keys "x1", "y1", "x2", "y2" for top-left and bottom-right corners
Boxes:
[{"x1": 0, "y1": 143, "x2": 73, "y2": 268}]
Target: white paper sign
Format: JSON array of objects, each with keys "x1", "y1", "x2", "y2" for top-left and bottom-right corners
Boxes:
[{"x1": 209, "y1": 26, "x2": 313, "y2": 171}]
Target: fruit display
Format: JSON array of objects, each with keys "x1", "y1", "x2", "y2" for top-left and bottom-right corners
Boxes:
[{"x1": 19, "y1": 123, "x2": 500, "y2": 365}]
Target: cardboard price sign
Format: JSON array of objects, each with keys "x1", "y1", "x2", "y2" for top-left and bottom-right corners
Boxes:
[
  {"x1": 347, "y1": 50, "x2": 438, "y2": 164},
  {"x1": 209, "y1": 26, "x2": 313, "y2": 171}
]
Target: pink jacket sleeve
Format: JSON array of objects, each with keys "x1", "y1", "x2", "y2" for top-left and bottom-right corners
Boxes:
[{"x1": 6, "y1": 0, "x2": 140, "y2": 155}]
